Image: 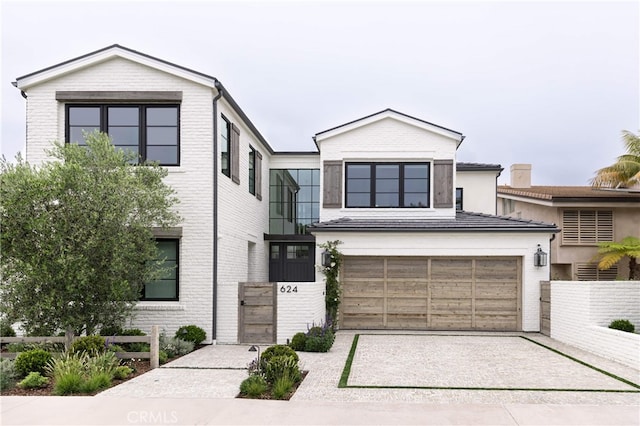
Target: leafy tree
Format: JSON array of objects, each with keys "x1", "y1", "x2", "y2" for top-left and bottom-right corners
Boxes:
[
  {"x1": 0, "y1": 132, "x2": 180, "y2": 335},
  {"x1": 595, "y1": 236, "x2": 640, "y2": 280},
  {"x1": 591, "y1": 130, "x2": 640, "y2": 188}
]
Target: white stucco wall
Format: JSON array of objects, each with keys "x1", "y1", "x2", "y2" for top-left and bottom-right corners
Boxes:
[
  {"x1": 313, "y1": 231, "x2": 553, "y2": 332},
  {"x1": 317, "y1": 116, "x2": 460, "y2": 221},
  {"x1": 550, "y1": 281, "x2": 640, "y2": 368},
  {"x1": 456, "y1": 170, "x2": 498, "y2": 215}
]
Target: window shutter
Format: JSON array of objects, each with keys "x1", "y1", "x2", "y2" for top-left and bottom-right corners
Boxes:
[
  {"x1": 255, "y1": 150, "x2": 262, "y2": 201},
  {"x1": 323, "y1": 161, "x2": 343, "y2": 208},
  {"x1": 433, "y1": 160, "x2": 453, "y2": 208},
  {"x1": 231, "y1": 123, "x2": 240, "y2": 184}
]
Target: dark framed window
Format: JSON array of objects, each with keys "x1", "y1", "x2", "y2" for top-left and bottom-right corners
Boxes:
[
  {"x1": 456, "y1": 188, "x2": 463, "y2": 211},
  {"x1": 249, "y1": 146, "x2": 256, "y2": 195},
  {"x1": 221, "y1": 115, "x2": 231, "y2": 177},
  {"x1": 142, "y1": 239, "x2": 179, "y2": 301},
  {"x1": 345, "y1": 163, "x2": 430, "y2": 208},
  {"x1": 286, "y1": 189, "x2": 294, "y2": 222},
  {"x1": 66, "y1": 105, "x2": 179, "y2": 165}
]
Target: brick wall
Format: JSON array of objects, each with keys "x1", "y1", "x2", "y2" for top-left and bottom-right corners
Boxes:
[{"x1": 550, "y1": 281, "x2": 640, "y2": 368}]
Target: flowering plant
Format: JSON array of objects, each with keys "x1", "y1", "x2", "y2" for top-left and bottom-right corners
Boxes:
[{"x1": 317, "y1": 240, "x2": 342, "y2": 330}]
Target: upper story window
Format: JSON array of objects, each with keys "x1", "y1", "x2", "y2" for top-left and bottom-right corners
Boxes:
[
  {"x1": 249, "y1": 147, "x2": 256, "y2": 195},
  {"x1": 221, "y1": 116, "x2": 231, "y2": 177},
  {"x1": 269, "y1": 169, "x2": 319, "y2": 234},
  {"x1": 141, "y1": 238, "x2": 179, "y2": 301},
  {"x1": 456, "y1": 188, "x2": 463, "y2": 211},
  {"x1": 562, "y1": 210, "x2": 613, "y2": 245},
  {"x1": 345, "y1": 163, "x2": 430, "y2": 208},
  {"x1": 67, "y1": 105, "x2": 179, "y2": 166}
]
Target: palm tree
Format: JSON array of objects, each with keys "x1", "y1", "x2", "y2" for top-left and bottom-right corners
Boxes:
[
  {"x1": 595, "y1": 236, "x2": 640, "y2": 280},
  {"x1": 591, "y1": 130, "x2": 640, "y2": 188}
]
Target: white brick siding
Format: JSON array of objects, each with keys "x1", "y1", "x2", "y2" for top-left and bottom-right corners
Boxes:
[
  {"x1": 313, "y1": 232, "x2": 552, "y2": 332},
  {"x1": 215, "y1": 100, "x2": 271, "y2": 343},
  {"x1": 550, "y1": 281, "x2": 640, "y2": 368},
  {"x1": 276, "y1": 281, "x2": 326, "y2": 344}
]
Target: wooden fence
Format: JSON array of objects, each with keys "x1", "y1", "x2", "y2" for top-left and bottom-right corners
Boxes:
[{"x1": 0, "y1": 325, "x2": 159, "y2": 369}]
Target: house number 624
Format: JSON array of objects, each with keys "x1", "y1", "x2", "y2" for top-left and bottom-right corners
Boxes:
[{"x1": 280, "y1": 285, "x2": 298, "y2": 293}]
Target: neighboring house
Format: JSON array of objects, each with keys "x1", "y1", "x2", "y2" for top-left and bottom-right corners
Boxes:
[
  {"x1": 14, "y1": 45, "x2": 557, "y2": 343},
  {"x1": 497, "y1": 164, "x2": 640, "y2": 281}
]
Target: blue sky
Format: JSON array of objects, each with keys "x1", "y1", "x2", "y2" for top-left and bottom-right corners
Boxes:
[{"x1": 2, "y1": 0, "x2": 638, "y2": 185}]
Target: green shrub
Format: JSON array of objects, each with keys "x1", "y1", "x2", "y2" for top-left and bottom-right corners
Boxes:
[
  {"x1": 18, "y1": 372, "x2": 49, "y2": 389},
  {"x1": 125, "y1": 342, "x2": 150, "y2": 353},
  {"x1": 121, "y1": 328, "x2": 146, "y2": 336},
  {"x1": 99, "y1": 325, "x2": 123, "y2": 336},
  {"x1": 105, "y1": 343, "x2": 125, "y2": 353},
  {"x1": 0, "y1": 320, "x2": 16, "y2": 337},
  {"x1": 86, "y1": 351, "x2": 120, "y2": 379},
  {"x1": 52, "y1": 372, "x2": 83, "y2": 395},
  {"x1": 239, "y1": 374, "x2": 268, "y2": 397},
  {"x1": 158, "y1": 350, "x2": 169, "y2": 365},
  {"x1": 263, "y1": 355, "x2": 301, "y2": 385},
  {"x1": 14, "y1": 349, "x2": 53, "y2": 376},
  {"x1": 5, "y1": 342, "x2": 27, "y2": 353},
  {"x1": 113, "y1": 365, "x2": 133, "y2": 380},
  {"x1": 71, "y1": 335, "x2": 106, "y2": 355},
  {"x1": 609, "y1": 319, "x2": 635, "y2": 333},
  {"x1": 0, "y1": 359, "x2": 17, "y2": 390},
  {"x1": 290, "y1": 332, "x2": 307, "y2": 351},
  {"x1": 304, "y1": 328, "x2": 335, "y2": 353},
  {"x1": 160, "y1": 336, "x2": 194, "y2": 358},
  {"x1": 47, "y1": 351, "x2": 119, "y2": 395},
  {"x1": 272, "y1": 371, "x2": 295, "y2": 400},
  {"x1": 80, "y1": 372, "x2": 111, "y2": 393},
  {"x1": 260, "y1": 344, "x2": 298, "y2": 371},
  {"x1": 175, "y1": 325, "x2": 206, "y2": 345}
]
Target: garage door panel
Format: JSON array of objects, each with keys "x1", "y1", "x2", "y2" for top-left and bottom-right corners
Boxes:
[
  {"x1": 387, "y1": 280, "x2": 428, "y2": 297},
  {"x1": 475, "y1": 282, "x2": 518, "y2": 299},
  {"x1": 342, "y1": 280, "x2": 384, "y2": 297},
  {"x1": 342, "y1": 314, "x2": 383, "y2": 329},
  {"x1": 340, "y1": 256, "x2": 520, "y2": 331},
  {"x1": 431, "y1": 282, "x2": 472, "y2": 298},
  {"x1": 343, "y1": 257, "x2": 384, "y2": 278},
  {"x1": 386, "y1": 314, "x2": 427, "y2": 328},
  {"x1": 387, "y1": 297, "x2": 427, "y2": 313},
  {"x1": 386, "y1": 258, "x2": 428, "y2": 279},
  {"x1": 430, "y1": 315, "x2": 472, "y2": 328},
  {"x1": 431, "y1": 259, "x2": 473, "y2": 279},
  {"x1": 342, "y1": 297, "x2": 383, "y2": 314},
  {"x1": 476, "y1": 259, "x2": 518, "y2": 280}
]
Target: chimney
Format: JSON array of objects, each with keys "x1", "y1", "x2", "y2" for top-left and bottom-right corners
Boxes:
[{"x1": 510, "y1": 164, "x2": 531, "y2": 188}]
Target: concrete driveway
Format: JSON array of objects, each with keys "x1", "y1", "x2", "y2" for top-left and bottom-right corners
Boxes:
[
  {"x1": 2, "y1": 332, "x2": 639, "y2": 425},
  {"x1": 95, "y1": 331, "x2": 639, "y2": 405}
]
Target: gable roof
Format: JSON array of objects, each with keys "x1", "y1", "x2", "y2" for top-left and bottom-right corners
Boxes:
[
  {"x1": 313, "y1": 108, "x2": 465, "y2": 147},
  {"x1": 308, "y1": 211, "x2": 558, "y2": 233},
  {"x1": 498, "y1": 186, "x2": 640, "y2": 203},
  {"x1": 13, "y1": 44, "x2": 276, "y2": 154}
]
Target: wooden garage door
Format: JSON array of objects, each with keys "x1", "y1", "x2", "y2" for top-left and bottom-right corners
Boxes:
[{"x1": 340, "y1": 257, "x2": 521, "y2": 331}]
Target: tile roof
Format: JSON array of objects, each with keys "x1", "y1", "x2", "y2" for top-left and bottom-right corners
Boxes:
[
  {"x1": 308, "y1": 211, "x2": 558, "y2": 233},
  {"x1": 498, "y1": 186, "x2": 640, "y2": 202}
]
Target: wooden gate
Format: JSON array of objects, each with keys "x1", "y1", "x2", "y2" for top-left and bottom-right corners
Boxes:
[
  {"x1": 540, "y1": 281, "x2": 551, "y2": 336},
  {"x1": 238, "y1": 282, "x2": 277, "y2": 344}
]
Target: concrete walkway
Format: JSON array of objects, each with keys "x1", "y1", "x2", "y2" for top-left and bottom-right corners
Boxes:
[{"x1": 1, "y1": 331, "x2": 639, "y2": 425}]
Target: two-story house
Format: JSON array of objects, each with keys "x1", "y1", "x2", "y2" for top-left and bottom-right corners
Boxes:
[
  {"x1": 498, "y1": 164, "x2": 640, "y2": 281},
  {"x1": 13, "y1": 45, "x2": 557, "y2": 344}
]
